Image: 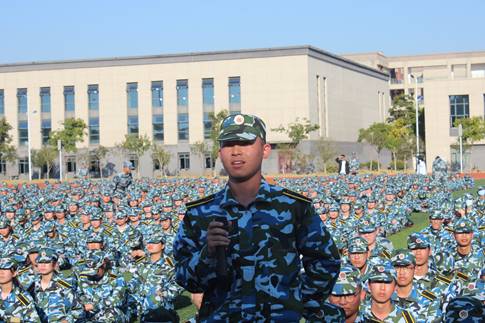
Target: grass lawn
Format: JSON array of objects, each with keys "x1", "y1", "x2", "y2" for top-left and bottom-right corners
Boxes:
[{"x1": 175, "y1": 178, "x2": 485, "y2": 320}]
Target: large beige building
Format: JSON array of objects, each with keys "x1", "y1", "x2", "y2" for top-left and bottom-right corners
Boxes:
[
  {"x1": 0, "y1": 46, "x2": 389, "y2": 178},
  {"x1": 344, "y1": 50, "x2": 485, "y2": 171}
]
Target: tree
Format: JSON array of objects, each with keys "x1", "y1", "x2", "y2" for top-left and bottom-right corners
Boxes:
[
  {"x1": 204, "y1": 110, "x2": 229, "y2": 176},
  {"x1": 118, "y1": 134, "x2": 152, "y2": 176},
  {"x1": 272, "y1": 118, "x2": 320, "y2": 147},
  {"x1": 31, "y1": 146, "x2": 57, "y2": 179},
  {"x1": 90, "y1": 145, "x2": 109, "y2": 179},
  {"x1": 316, "y1": 137, "x2": 336, "y2": 173},
  {"x1": 151, "y1": 143, "x2": 171, "y2": 176},
  {"x1": 388, "y1": 94, "x2": 425, "y2": 151},
  {"x1": 358, "y1": 122, "x2": 389, "y2": 171},
  {"x1": 384, "y1": 120, "x2": 413, "y2": 171},
  {"x1": 49, "y1": 118, "x2": 87, "y2": 153},
  {"x1": 453, "y1": 117, "x2": 485, "y2": 149},
  {"x1": 0, "y1": 118, "x2": 17, "y2": 163}
]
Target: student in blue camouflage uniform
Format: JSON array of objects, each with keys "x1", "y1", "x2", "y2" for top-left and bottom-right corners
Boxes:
[
  {"x1": 0, "y1": 257, "x2": 41, "y2": 322},
  {"x1": 29, "y1": 248, "x2": 82, "y2": 322},
  {"x1": 328, "y1": 264, "x2": 363, "y2": 323},
  {"x1": 174, "y1": 114, "x2": 341, "y2": 322}
]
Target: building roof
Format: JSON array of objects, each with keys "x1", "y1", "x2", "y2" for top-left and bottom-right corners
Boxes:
[{"x1": 0, "y1": 45, "x2": 388, "y2": 80}]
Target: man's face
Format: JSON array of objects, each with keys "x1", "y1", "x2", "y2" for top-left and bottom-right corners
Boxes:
[
  {"x1": 395, "y1": 265, "x2": 415, "y2": 287},
  {"x1": 146, "y1": 242, "x2": 164, "y2": 255},
  {"x1": 87, "y1": 242, "x2": 103, "y2": 250},
  {"x1": 37, "y1": 262, "x2": 55, "y2": 275},
  {"x1": 0, "y1": 269, "x2": 15, "y2": 284},
  {"x1": 161, "y1": 219, "x2": 171, "y2": 230},
  {"x1": 454, "y1": 232, "x2": 473, "y2": 247},
  {"x1": 411, "y1": 248, "x2": 430, "y2": 266},
  {"x1": 340, "y1": 204, "x2": 350, "y2": 212},
  {"x1": 329, "y1": 288, "x2": 361, "y2": 319},
  {"x1": 349, "y1": 252, "x2": 368, "y2": 270},
  {"x1": 430, "y1": 218, "x2": 443, "y2": 230},
  {"x1": 115, "y1": 217, "x2": 127, "y2": 226},
  {"x1": 329, "y1": 211, "x2": 339, "y2": 219},
  {"x1": 360, "y1": 231, "x2": 377, "y2": 245},
  {"x1": 369, "y1": 281, "x2": 395, "y2": 303},
  {"x1": 219, "y1": 138, "x2": 271, "y2": 182},
  {"x1": 0, "y1": 228, "x2": 10, "y2": 238},
  {"x1": 90, "y1": 220, "x2": 102, "y2": 229}
]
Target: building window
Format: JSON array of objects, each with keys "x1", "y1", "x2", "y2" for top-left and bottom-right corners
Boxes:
[
  {"x1": 177, "y1": 80, "x2": 188, "y2": 106},
  {"x1": 66, "y1": 157, "x2": 77, "y2": 173},
  {"x1": 151, "y1": 81, "x2": 163, "y2": 107},
  {"x1": 18, "y1": 120, "x2": 28, "y2": 146},
  {"x1": 178, "y1": 113, "x2": 189, "y2": 140},
  {"x1": 153, "y1": 114, "x2": 164, "y2": 141},
  {"x1": 41, "y1": 119, "x2": 51, "y2": 145},
  {"x1": 128, "y1": 115, "x2": 139, "y2": 135},
  {"x1": 449, "y1": 95, "x2": 469, "y2": 127},
  {"x1": 89, "y1": 117, "x2": 100, "y2": 144},
  {"x1": 64, "y1": 86, "x2": 75, "y2": 112},
  {"x1": 40, "y1": 87, "x2": 51, "y2": 113},
  {"x1": 0, "y1": 160, "x2": 6, "y2": 175},
  {"x1": 203, "y1": 78, "x2": 214, "y2": 139},
  {"x1": 228, "y1": 76, "x2": 241, "y2": 114},
  {"x1": 0, "y1": 89, "x2": 4, "y2": 115},
  {"x1": 205, "y1": 153, "x2": 215, "y2": 169},
  {"x1": 18, "y1": 159, "x2": 29, "y2": 174},
  {"x1": 17, "y1": 88, "x2": 27, "y2": 114},
  {"x1": 127, "y1": 82, "x2": 138, "y2": 109},
  {"x1": 88, "y1": 84, "x2": 99, "y2": 111},
  {"x1": 389, "y1": 68, "x2": 404, "y2": 84},
  {"x1": 178, "y1": 152, "x2": 190, "y2": 170}
]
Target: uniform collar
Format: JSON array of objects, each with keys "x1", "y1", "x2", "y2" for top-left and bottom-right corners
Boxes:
[{"x1": 220, "y1": 178, "x2": 272, "y2": 209}]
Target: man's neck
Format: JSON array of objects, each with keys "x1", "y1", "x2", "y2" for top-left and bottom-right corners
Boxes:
[
  {"x1": 371, "y1": 301, "x2": 393, "y2": 320},
  {"x1": 457, "y1": 244, "x2": 472, "y2": 256},
  {"x1": 414, "y1": 262, "x2": 429, "y2": 277},
  {"x1": 41, "y1": 272, "x2": 53, "y2": 290},
  {"x1": 397, "y1": 284, "x2": 413, "y2": 298},
  {"x1": 150, "y1": 252, "x2": 162, "y2": 263},
  {"x1": 0, "y1": 283, "x2": 12, "y2": 299},
  {"x1": 228, "y1": 174, "x2": 262, "y2": 208}
]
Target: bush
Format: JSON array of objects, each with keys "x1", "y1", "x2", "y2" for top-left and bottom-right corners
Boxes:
[
  {"x1": 325, "y1": 164, "x2": 338, "y2": 173},
  {"x1": 387, "y1": 160, "x2": 408, "y2": 171},
  {"x1": 361, "y1": 160, "x2": 380, "y2": 171}
]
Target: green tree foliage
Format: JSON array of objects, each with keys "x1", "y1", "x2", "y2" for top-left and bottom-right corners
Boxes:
[
  {"x1": 151, "y1": 143, "x2": 171, "y2": 176},
  {"x1": 31, "y1": 146, "x2": 57, "y2": 179},
  {"x1": 49, "y1": 118, "x2": 87, "y2": 153},
  {"x1": 0, "y1": 118, "x2": 17, "y2": 162},
  {"x1": 90, "y1": 145, "x2": 109, "y2": 178},
  {"x1": 119, "y1": 134, "x2": 152, "y2": 175},
  {"x1": 384, "y1": 119, "x2": 413, "y2": 171},
  {"x1": 388, "y1": 94, "x2": 425, "y2": 148},
  {"x1": 358, "y1": 122, "x2": 389, "y2": 171},
  {"x1": 454, "y1": 117, "x2": 485, "y2": 148},
  {"x1": 272, "y1": 118, "x2": 320, "y2": 147},
  {"x1": 316, "y1": 137, "x2": 336, "y2": 173}
]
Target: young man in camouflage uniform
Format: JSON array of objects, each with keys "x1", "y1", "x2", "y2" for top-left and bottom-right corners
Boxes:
[
  {"x1": 174, "y1": 114, "x2": 341, "y2": 322},
  {"x1": 328, "y1": 264, "x2": 363, "y2": 323},
  {"x1": 0, "y1": 257, "x2": 41, "y2": 322}
]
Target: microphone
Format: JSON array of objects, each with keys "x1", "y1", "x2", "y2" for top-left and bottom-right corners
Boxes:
[{"x1": 214, "y1": 216, "x2": 228, "y2": 279}]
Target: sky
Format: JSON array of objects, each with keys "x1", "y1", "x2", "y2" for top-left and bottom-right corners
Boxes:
[{"x1": 1, "y1": 0, "x2": 484, "y2": 64}]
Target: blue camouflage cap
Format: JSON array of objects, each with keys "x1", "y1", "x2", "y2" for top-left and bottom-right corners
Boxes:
[
  {"x1": 453, "y1": 218, "x2": 474, "y2": 233},
  {"x1": 36, "y1": 248, "x2": 58, "y2": 263},
  {"x1": 347, "y1": 237, "x2": 368, "y2": 254},
  {"x1": 331, "y1": 264, "x2": 362, "y2": 296},
  {"x1": 145, "y1": 231, "x2": 165, "y2": 244},
  {"x1": 391, "y1": 249, "x2": 416, "y2": 266},
  {"x1": 358, "y1": 219, "x2": 377, "y2": 233},
  {"x1": 367, "y1": 262, "x2": 397, "y2": 283},
  {"x1": 0, "y1": 218, "x2": 10, "y2": 229},
  {"x1": 429, "y1": 210, "x2": 444, "y2": 220},
  {"x1": 218, "y1": 114, "x2": 267, "y2": 143},
  {"x1": 123, "y1": 160, "x2": 135, "y2": 170},
  {"x1": 444, "y1": 296, "x2": 484, "y2": 322},
  {"x1": 0, "y1": 257, "x2": 16, "y2": 270},
  {"x1": 407, "y1": 233, "x2": 430, "y2": 249}
]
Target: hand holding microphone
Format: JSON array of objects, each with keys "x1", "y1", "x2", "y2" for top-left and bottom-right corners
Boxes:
[{"x1": 207, "y1": 216, "x2": 230, "y2": 279}]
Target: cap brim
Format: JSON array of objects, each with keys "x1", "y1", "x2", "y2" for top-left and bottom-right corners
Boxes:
[{"x1": 218, "y1": 132, "x2": 257, "y2": 142}]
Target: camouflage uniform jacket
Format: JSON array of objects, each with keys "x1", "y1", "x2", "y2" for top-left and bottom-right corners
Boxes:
[
  {"x1": 174, "y1": 179, "x2": 341, "y2": 322},
  {"x1": 0, "y1": 285, "x2": 41, "y2": 322},
  {"x1": 359, "y1": 304, "x2": 416, "y2": 323},
  {"x1": 391, "y1": 285, "x2": 441, "y2": 322},
  {"x1": 131, "y1": 255, "x2": 180, "y2": 315},
  {"x1": 31, "y1": 274, "x2": 82, "y2": 322}
]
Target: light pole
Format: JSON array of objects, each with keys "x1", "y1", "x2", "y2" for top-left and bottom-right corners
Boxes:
[{"x1": 26, "y1": 106, "x2": 37, "y2": 181}]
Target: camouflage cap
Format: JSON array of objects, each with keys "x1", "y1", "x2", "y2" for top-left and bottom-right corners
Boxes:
[
  {"x1": 86, "y1": 232, "x2": 104, "y2": 244},
  {"x1": 145, "y1": 231, "x2": 165, "y2": 244},
  {"x1": 358, "y1": 219, "x2": 377, "y2": 234},
  {"x1": 115, "y1": 210, "x2": 127, "y2": 219},
  {"x1": 367, "y1": 262, "x2": 397, "y2": 283},
  {"x1": 43, "y1": 221, "x2": 56, "y2": 233},
  {"x1": 36, "y1": 248, "x2": 58, "y2": 263},
  {"x1": 407, "y1": 233, "x2": 430, "y2": 249},
  {"x1": 429, "y1": 210, "x2": 444, "y2": 220},
  {"x1": 453, "y1": 218, "x2": 474, "y2": 233},
  {"x1": 331, "y1": 264, "x2": 362, "y2": 296},
  {"x1": 123, "y1": 160, "x2": 135, "y2": 170},
  {"x1": 444, "y1": 296, "x2": 484, "y2": 322},
  {"x1": 477, "y1": 186, "x2": 485, "y2": 196},
  {"x1": 391, "y1": 249, "x2": 416, "y2": 267},
  {"x1": 348, "y1": 236, "x2": 369, "y2": 254},
  {"x1": 0, "y1": 218, "x2": 10, "y2": 229},
  {"x1": 0, "y1": 257, "x2": 16, "y2": 270},
  {"x1": 82, "y1": 250, "x2": 106, "y2": 275},
  {"x1": 218, "y1": 114, "x2": 266, "y2": 143}
]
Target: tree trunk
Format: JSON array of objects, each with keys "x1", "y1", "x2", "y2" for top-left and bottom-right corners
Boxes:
[
  {"x1": 370, "y1": 160, "x2": 373, "y2": 171},
  {"x1": 393, "y1": 152, "x2": 397, "y2": 171},
  {"x1": 377, "y1": 152, "x2": 381, "y2": 171},
  {"x1": 47, "y1": 164, "x2": 50, "y2": 179},
  {"x1": 323, "y1": 163, "x2": 327, "y2": 174}
]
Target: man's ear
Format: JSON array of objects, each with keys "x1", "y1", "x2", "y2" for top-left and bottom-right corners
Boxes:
[{"x1": 262, "y1": 143, "x2": 272, "y2": 160}]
